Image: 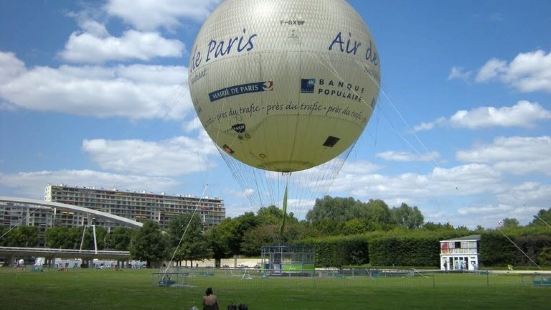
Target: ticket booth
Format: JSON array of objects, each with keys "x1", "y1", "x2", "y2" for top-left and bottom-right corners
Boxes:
[{"x1": 440, "y1": 235, "x2": 480, "y2": 271}]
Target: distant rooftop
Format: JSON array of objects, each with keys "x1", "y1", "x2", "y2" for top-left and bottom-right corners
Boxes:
[
  {"x1": 47, "y1": 184, "x2": 221, "y2": 201},
  {"x1": 441, "y1": 235, "x2": 481, "y2": 242}
]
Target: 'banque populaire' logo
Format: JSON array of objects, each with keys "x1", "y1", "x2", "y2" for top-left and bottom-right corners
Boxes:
[
  {"x1": 301, "y1": 79, "x2": 316, "y2": 93},
  {"x1": 301, "y1": 78, "x2": 365, "y2": 103}
]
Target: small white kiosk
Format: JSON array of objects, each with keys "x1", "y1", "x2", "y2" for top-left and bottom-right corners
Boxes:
[{"x1": 440, "y1": 235, "x2": 480, "y2": 271}]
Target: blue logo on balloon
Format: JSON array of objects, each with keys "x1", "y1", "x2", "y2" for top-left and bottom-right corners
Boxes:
[
  {"x1": 301, "y1": 79, "x2": 316, "y2": 93},
  {"x1": 209, "y1": 81, "x2": 273, "y2": 102}
]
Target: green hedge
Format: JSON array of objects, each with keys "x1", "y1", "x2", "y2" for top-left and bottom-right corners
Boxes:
[
  {"x1": 297, "y1": 230, "x2": 463, "y2": 267},
  {"x1": 479, "y1": 232, "x2": 551, "y2": 267},
  {"x1": 296, "y1": 235, "x2": 370, "y2": 267},
  {"x1": 297, "y1": 230, "x2": 551, "y2": 268},
  {"x1": 368, "y1": 236, "x2": 441, "y2": 267}
]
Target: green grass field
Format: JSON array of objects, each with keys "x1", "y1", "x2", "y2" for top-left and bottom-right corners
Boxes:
[{"x1": 0, "y1": 268, "x2": 549, "y2": 309}]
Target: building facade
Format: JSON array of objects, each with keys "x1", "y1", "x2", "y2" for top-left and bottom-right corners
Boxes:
[
  {"x1": 440, "y1": 235, "x2": 480, "y2": 271},
  {"x1": 43, "y1": 185, "x2": 225, "y2": 229}
]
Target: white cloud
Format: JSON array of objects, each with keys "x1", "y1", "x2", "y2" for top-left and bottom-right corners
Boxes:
[
  {"x1": 0, "y1": 52, "x2": 190, "y2": 119},
  {"x1": 457, "y1": 203, "x2": 542, "y2": 226},
  {"x1": 242, "y1": 188, "x2": 255, "y2": 198},
  {"x1": 286, "y1": 198, "x2": 317, "y2": 219},
  {"x1": 475, "y1": 58, "x2": 507, "y2": 82},
  {"x1": 476, "y1": 50, "x2": 551, "y2": 92},
  {"x1": 82, "y1": 134, "x2": 218, "y2": 177},
  {"x1": 412, "y1": 117, "x2": 445, "y2": 132},
  {"x1": 458, "y1": 203, "x2": 513, "y2": 216},
  {"x1": 224, "y1": 202, "x2": 259, "y2": 218},
  {"x1": 79, "y1": 19, "x2": 110, "y2": 37},
  {"x1": 497, "y1": 182, "x2": 551, "y2": 207},
  {"x1": 329, "y1": 162, "x2": 503, "y2": 200},
  {"x1": 413, "y1": 101, "x2": 551, "y2": 131},
  {"x1": 448, "y1": 66, "x2": 472, "y2": 81},
  {"x1": 457, "y1": 136, "x2": 551, "y2": 175},
  {"x1": 377, "y1": 151, "x2": 440, "y2": 162},
  {"x1": 311, "y1": 159, "x2": 550, "y2": 226},
  {"x1": 341, "y1": 160, "x2": 380, "y2": 174},
  {"x1": 0, "y1": 170, "x2": 178, "y2": 199},
  {"x1": 104, "y1": 0, "x2": 220, "y2": 31},
  {"x1": 449, "y1": 101, "x2": 551, "y2": 129},
  {"x1": 0, "y1": 52, "x2": 25, "y2": 85},
  {"x1": 183, "y1": 117, "x2": 203, "y2": 132},
  {"x1": 60, "y1": 24, "x2": 184, "y2": 63}
]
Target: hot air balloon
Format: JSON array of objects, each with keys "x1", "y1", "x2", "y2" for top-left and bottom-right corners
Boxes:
[{"x1": 189, "y1": 0, "x2": 380, "y2": 173}]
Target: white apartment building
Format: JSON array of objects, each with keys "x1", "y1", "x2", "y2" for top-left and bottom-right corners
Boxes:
[{"x1": 44, "y1": 184, "x2": 225, "y2": 229}]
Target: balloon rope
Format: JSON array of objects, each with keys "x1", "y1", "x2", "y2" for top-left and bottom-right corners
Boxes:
[
  {"x1": 497, "y1": 226, "x2": 541, "y2": 269},
  {"x1": 361, "y1": 68, "x2": 457, "y2": 225},
  {"x1": 162, "y1": 184, "x2": 209, "y2": 274},
  {"x1": 0, "y1": 205, "x2": 46, "y2": 242},
  {"x1": 363, "y1": 70, "x2": 440, "y2": 168},
  {"x1": 279, "y1": 173, "x2": 290, "y2": 238}
]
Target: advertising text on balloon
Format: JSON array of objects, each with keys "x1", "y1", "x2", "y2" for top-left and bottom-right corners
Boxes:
[
  {"x1": 328, "y1": 32, "x2": 379, "y2": 66},
  {"x1": 191, "y1": 28, "x2": 258, "y2": 73}
]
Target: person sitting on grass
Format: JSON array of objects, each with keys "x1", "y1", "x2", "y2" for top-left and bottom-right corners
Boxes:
[{"x1": 202, "y1": 287, "x2": 219, "y2": 310}]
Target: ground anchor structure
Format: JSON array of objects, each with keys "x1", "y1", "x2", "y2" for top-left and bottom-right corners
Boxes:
[{"x1": 260, "y1": 244, "x2": 315, "y2": 277}]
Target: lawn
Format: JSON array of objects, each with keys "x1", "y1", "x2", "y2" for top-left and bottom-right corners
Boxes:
[{"x1": 0, "y1": 268, "x2": 549, "y2": 309}]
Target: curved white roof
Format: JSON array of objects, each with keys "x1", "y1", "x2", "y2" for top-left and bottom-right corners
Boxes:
[{"x1": 0, "y1": 196, "x2": 143, "y2": 228}]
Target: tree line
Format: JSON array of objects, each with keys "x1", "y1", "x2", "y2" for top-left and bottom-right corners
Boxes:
[{"x1": 1, "y1": 196, "x2": 550, "y2": 267}]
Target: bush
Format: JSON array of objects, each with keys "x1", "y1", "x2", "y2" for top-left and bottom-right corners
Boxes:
[
  {"x1": 297, "y1": 235, "x2": 369, "y2": 267},
  {"x1": 369, "y1": 236, "x2": 441, "y2": 267},
  {"x1": 298, "y1": 230, "x2": 463, "y2": 267},
  {"x1": 298, "y1": 229, "x2": 551, "y2": 268},
  {"x1": 480, "y1": 231, "x2": 551, "y2": 267}
]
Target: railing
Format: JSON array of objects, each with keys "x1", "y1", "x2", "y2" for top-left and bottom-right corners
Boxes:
[
  {"x1": 441, "y1": 248, "x2": 478, "y2": 255},
  {"x1": 0, "y1": 246, "x2": 130, "y2": 258}
]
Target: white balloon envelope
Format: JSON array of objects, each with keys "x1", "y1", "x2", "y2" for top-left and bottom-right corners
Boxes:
[{"x1": 189, "y1": 0, "x2": 380, "y2": 172}]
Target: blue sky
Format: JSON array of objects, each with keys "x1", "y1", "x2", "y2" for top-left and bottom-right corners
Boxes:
[{"x1": 0, "y1": 0, "x2": 550, "y2": 228}]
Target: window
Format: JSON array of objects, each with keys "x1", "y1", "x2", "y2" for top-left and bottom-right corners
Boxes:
[{"x1": 455, "y1": 241, "x2": 461, "y2": 248}]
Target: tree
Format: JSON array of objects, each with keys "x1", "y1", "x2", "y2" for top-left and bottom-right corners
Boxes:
[
  {"x1": 538, "y1": 247, "x2": 551, "y2": 266},
  {"x1": 0, "y1": 226, "x2": 7, "y2": 246},
  {"x1": 257, "y1": 205, "x2": 298, "y2": 226},
  {"x1": 423, "y1": 222, "x2": 454, "y2": 231},
  {"x1": 206, "y1": 218, "x2": 234, "y2": 267},
  {"x1": 167, "y1": 214, "x2": 210, "y2": 266},
  {"x1": 227, "y1": 212, "x2": 260, "y2": 255},
  {"x1": 4, "y1": 226, "x2": 39, "y2": 247},
  {"x1": 81, "y1": 226, "x2": 108, "y2": 250},
  {"x1": 241, "y1": 224, "x2": 278, "y2": 256},
  {"x1": 390, "y1": 203, "x2": 424, "y2": 229},
  {"x1": 205, "y1": 212, "x2": 263, "y2": 260},
  {"x1": 474, "y1": 225, "x2": 486, "y2": 233},
  {"x1": 46, "y1": 227, "x2": 81, "y2": 249},
  {"x1": 501, "y1": 218, "x2": 520, "y2": 229},
  {"x1": 312, "y1": 218, "x2": 345, "y2": 235},
  {"x1": 257, "y1": 205, "x2": 284, "y2": 225},
  {"x1": 130, "y1": 221, "x2": 168, "y2": 268},
  {"x1": 106, "y1": 227, "x2": 135, "y2": 251},
  {"x1": 306, "y1": 196, "x2": 358, "y2": 224},
  {"x1": 342, "y1": 218, "x2": 369, "y2": 235},
  {"x1": 46, "y1": 226, "x2": 108, "y2": 250},
  {"x1": 529, "y1": 208, "x2": 551, "y2": 227},
  {"x1": 358, "y1": 199, "x2": 393, "y2": 230},
  {"x1": 306, "y1": 196, "x2": 361, "y2": 235}
]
